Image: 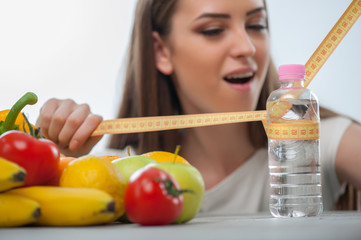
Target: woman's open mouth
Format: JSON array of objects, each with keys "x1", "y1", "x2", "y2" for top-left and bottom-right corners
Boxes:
[
  {"x1": 223, "y1": 72, "x2": 254, "y2": 84},
  {"x1": 223, "y1": 72, "x2": 255, "y2": 91}
]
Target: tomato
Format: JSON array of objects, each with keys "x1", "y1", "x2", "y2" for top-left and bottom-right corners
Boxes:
[{"x1": 124, "y1": 167, "x2": 184, "y2": 226}]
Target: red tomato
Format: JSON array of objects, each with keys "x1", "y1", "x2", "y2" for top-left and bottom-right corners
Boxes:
[{"x1": 124, "y1": 167, "x2": 184, "y2": 226}]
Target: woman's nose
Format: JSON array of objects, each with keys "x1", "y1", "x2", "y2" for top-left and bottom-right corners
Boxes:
[{"x1": 230, "y1": 29, "x2": 256, "y2": 58}]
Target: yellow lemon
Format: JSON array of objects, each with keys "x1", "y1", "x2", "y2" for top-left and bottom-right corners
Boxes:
[
  {"x1": 59, "y1": 155, "x2": 125, "y2": 219},
  {"x1": 142, "y1": 151, "x2": 190, "y2": 165}
]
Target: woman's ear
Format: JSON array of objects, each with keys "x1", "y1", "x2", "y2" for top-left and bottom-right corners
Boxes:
[{"x1": 153, "y1": 31, "x2": 173, "y2": 75}]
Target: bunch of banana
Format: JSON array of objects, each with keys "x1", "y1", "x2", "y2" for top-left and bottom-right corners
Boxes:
[
  {"x1": 0, "y1": 157, "x2": 26, "y2": 192},
  {"x1": 0, "y1": 193, "x2": 41, "y2": 227},
  {"x1": 0, "y1": 158, "x2": 118, "y2": 227},
  {"x1": 8, "y1": 186, "x2": 117, "y2": 226},
  {"x1": 0, "y1": 186, "x2": 117, "y2": 227},
  {"x1": 0, "y1": 157, "x2": 40, "y2": 227}
]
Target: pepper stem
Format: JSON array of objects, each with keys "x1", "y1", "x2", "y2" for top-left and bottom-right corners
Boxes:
[{"x1": 0, "y1": 92, "x2": 38, "y2": 135}]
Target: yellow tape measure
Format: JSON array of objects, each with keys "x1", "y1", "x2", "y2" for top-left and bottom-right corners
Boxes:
[
  {"x1": 305, "y1": 0, "x2": 361, "y2": 87},
  {"x1": 92, "y1": 111, "x2": 267, "y2": 135},
  {"x1": 92, "y1": 0, "x2": 361, "y2": 139},
  {"x1": 263, "y1": 121, "x2": 319, "y2": 140}
]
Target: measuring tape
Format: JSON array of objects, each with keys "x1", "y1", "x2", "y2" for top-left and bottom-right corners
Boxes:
[
  {"x1": 305, "y1": 0, "x2": 361, "y2": 87},
  {"x1": 92, "y1": 0, "x2": 361, "y2": 140},
  {"x1": 92, "y1": 110, "x2": 267, "y2": 135},
  {"x1": 263, "y1": 121, "x2": 319, "y2": 140}
]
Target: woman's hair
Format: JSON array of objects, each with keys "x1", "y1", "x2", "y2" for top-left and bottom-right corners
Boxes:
[
  {"x1": 108, "y1": 0, "x2": 337, "y2": 154},
  {"x1": 109, "y1": 0, "x2": 181, "y2": 153}
]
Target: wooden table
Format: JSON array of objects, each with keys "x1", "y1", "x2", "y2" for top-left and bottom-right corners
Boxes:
[{"x1": 1, "y1": 211, "x2": 361, "y2": 240}]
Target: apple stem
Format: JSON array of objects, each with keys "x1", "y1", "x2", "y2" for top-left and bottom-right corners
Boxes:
[
  {"x1": 173, "y1": 145, "x2": 181, "y2": 164},
  {"x1": 126, "y1": 146, "x2": 131, "y2": 156}
]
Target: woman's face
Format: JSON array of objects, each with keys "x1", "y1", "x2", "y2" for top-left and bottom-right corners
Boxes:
[{"x1": 158, "y1": 0, "x2": 270, "y2": 114}]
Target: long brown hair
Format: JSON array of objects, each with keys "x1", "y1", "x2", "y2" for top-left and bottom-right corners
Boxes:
[
  {"x1": 108, "y1": 0, "x2": 337, "y2": 154},
  {"x1": 109, "y1": 0, "x2": 181, "y2": 153}
]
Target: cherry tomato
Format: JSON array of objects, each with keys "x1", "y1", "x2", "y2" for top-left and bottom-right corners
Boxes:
[{"x1": 124, "y1": 167, "x2": 184, "y2": 226}]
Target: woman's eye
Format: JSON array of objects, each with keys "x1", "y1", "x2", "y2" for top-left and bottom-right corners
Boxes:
[
  {"x1": 247, "y1": 25, "x2": 267, "y2": 31},
  {"x1": 200, "y1": 28, "x2": 224, "y2": 36}
]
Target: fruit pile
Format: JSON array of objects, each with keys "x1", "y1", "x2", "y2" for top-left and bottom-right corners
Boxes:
[{"x1": 0, "y1": 93, "x2": 205, "y2": 227}]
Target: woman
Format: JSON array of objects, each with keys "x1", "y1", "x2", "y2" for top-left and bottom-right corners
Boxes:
[{"x1": 36, "y1": 0, "x2": 361, "y2": 214}]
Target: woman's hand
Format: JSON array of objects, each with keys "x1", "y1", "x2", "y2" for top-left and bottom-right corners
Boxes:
[{"x1": 36, "y1": 98, "x2": 103, "y2": 157}]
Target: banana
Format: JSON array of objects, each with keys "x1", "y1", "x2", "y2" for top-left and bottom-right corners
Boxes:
[
  {"x1": 8, "y1": 186, "x2": 116, "y2": 226},
  {"x1": 0, "y1": 192, "x2": 41, "y2": 227},
  {"x1": 0, "y1": 157, "x2": 26, "y2": 192}
]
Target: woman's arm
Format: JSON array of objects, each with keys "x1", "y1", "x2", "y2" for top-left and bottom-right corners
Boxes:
[{"x1": 335, "y1": 122, "x2": 361, "y2": 190}]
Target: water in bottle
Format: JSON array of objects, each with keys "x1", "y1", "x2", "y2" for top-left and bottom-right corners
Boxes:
[{"x1": 266, "y1": 64, "x2": 323, "y2": 217}]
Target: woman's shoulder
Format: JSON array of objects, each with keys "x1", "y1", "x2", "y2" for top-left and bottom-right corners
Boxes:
[
  {"x1": 321, "y1": 115, "x2": 352, "y2": 125},
  {"x1": 320, "y1": 115, "x2": 352, "y2": 134},
  {"x1": 320, "y1": 115, "x2": 352, "y2": 153}
]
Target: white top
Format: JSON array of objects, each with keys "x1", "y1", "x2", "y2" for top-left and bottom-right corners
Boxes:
[{"x1": 199, "y1": 116, "x2": 352, "y2": 216}]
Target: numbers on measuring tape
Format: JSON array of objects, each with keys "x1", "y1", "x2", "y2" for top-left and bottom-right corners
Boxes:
[
  {"x1": 263, "y1": 122, "x2": 320, "y2": 140},
  {"x1": 93, "y1": 111, "x2": 267, "y2": 135},
  {"x1": 92, "y1": 111, "x2": 267, "y2": 136}
]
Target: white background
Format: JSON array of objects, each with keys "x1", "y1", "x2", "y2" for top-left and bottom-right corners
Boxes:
[{"x1": 0, "y1": 0, "x2": 360, "y2": 151}]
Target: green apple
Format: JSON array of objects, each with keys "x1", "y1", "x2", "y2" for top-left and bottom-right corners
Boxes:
[
  {"x1": 154, "y1": 162, "x2": 205, "y2": 223},
  {"x1": 112, "y1": 155, "x2": 157, "y2": 223},
  {"x1": 112, "y1": 155, "x2": 157, "y2": 184}
]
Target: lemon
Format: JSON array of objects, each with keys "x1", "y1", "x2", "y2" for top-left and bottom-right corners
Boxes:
[
  {"x1": 59, "y1": 155, "x2": 125, "y2": 219},
  {"x1": 142, "y1": 151, "x2": 190, "y2": 165}
]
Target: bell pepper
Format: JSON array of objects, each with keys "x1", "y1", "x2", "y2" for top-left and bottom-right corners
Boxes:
[
  {"x1": 0, "y1": 110, "x2": 36, "y2": 134},
  {"x1": 0, "y1": 92, "x2": 60, "y2": 186},
  {"x1": 0, "y1": 131, "x2": 60, "y2": 186},
  {"x1": 0, "y1": 92, "x2": 38, "y2": 136}
]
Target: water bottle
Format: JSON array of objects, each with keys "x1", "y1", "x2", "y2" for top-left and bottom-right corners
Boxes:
[{"x1": 266, "y1": 64, "x2": 323, "y2": 217}]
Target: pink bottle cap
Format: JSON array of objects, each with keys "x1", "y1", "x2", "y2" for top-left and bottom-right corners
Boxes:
[{"x1": 278, "y1": 64, "x2": 305, "y2": 81}]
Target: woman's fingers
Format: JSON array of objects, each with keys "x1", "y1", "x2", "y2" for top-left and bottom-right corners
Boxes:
[
  {"x1": 36, "y1": 98, "x2": 61, "y2": 138},
  {"x1": 36, "y1": 98, "x2": 103, "y2": 157},
  {"x1": 68, "y1": 113, "x2": 103, "y2": 151},
  {"x1": 56, "y1": 104, "x2": 92, "y2": 148},
  {"x1": 47, "y1": 99, "x2": 80, "y2": 143}
]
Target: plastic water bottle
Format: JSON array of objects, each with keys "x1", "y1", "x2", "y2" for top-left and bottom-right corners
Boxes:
[{"x1": 266, "y1": 64, "x2": 323, "y2": 217}]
